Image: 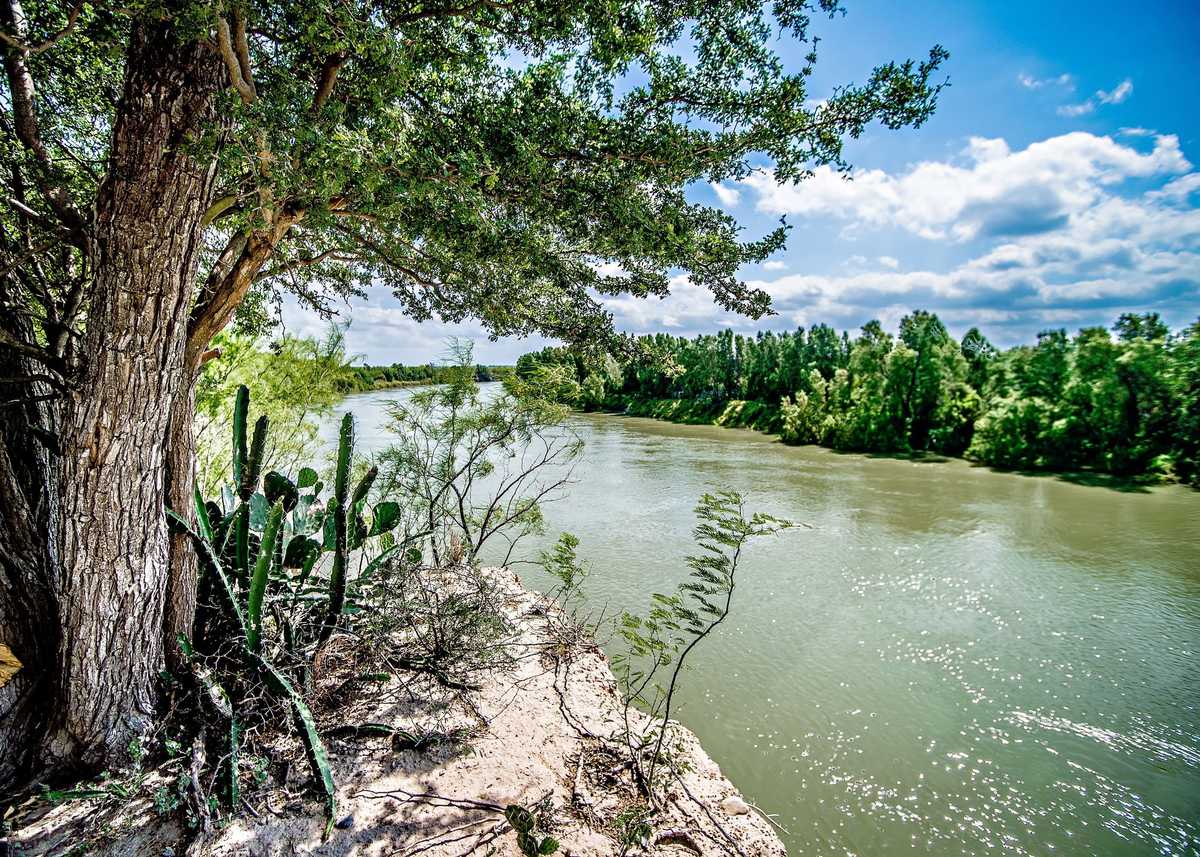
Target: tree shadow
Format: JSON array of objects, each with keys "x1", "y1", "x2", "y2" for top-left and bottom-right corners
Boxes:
[
  {"x1": 967, "y1": 462, "x2": 1161, "y2": 494},
  {"x1": 825, "y1": 447, "x2": 955, "y2": 465},
  {"x1": 825, "y1": 446, "x2": 1168, "y2": 493}
]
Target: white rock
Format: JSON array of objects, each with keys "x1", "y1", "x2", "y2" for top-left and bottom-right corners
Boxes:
[{"x1": 721, "y1": 795, "x2": 751, "y2": 816}]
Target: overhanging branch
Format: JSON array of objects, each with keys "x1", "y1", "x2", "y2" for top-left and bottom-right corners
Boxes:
[{"x1": 0, "y1": 0, "x2": 81, "y2": 55}]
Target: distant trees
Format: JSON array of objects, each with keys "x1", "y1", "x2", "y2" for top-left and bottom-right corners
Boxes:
[
  {"x1": 519, "y1": 311, "x2": 1200, "y2": 484},
  {"x1": 345, "y1": 362, "x2": 512, "y2": 391}
]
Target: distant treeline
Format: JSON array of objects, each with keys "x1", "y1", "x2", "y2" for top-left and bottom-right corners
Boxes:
[
  {"x1": 516, "y1": 311, "x2": 1200, "y2": 485},
  {"x1": 340, "y1": 362, "x2": 514, "y2": 392}
]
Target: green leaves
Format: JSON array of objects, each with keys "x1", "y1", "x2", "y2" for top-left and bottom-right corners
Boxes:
[
  {"x1": 506, "y1": 805, "x2": 558, "y2": 857},
  {"x1": 264, "y1": 471, "x2": 299, "y2": 512},
  {"x1": 368, "y1": 501, "x2": 402, "y2": 536},
  {"x1": 615, "y1": 489, "x2": 790, "y2": 792},
  {"x1": 198, "y1": 0, "x2": 941, "y2": 353}
]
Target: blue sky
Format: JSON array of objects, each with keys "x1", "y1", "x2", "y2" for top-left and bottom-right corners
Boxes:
[{"x1": 283, "y1": 0, "x2": 1200, "y2": 364}]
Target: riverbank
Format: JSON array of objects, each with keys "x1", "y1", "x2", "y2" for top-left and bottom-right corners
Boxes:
[
  {"x1": 610, "y1": 395, "x2": 782, "y2": 434},
  {"x1": 9, "y1": 568, "x2": 785, "y2": 857},
  {"x1": 598, "y1": 394, "x2": 1179, "y2": 489}
]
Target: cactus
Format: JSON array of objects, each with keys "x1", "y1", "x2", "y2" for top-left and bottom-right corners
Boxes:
[
  {"x1": 233, "y1": 503, "x2": 251, "y2": 589},
  {"x1": 334, "y1": 412, "x2": 353, "y2": 502},
  {"x1": 232, "y1": 384, "x2": 249, "y2": 487},
  {"x1": 254, "y1": 653, "x2": 337, "y2": 834},
  {"x1": 247, "y1": 500, "x2": 284, "y2": 653},
  {"x1": 317, "y1": 414, "x2": 355, "y2": 649},
  {"x1": 240, "y1": 415, "x2": 269, "y2": 501},
  {"x1": 167, "y1": 508, "x2": 246, "y2": 639},
  {"x1": 169, "y1": 388, "x2": 408, "y2": 834},
  {"x1": 263, "y1": 470, "x2": 299, "y2": 512}
]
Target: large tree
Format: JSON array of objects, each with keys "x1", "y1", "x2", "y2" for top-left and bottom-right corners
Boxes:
[{"x1": 0, "y1": 0, "x2": 945, "y2": 784}]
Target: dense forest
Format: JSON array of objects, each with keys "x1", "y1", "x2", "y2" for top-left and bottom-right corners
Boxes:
[{"x1": 516, "y1": 311, "x2": 1200, "y2": 485}]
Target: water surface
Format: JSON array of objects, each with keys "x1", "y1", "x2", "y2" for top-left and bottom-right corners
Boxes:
[{"x1": 322, "y1": 385, "x2": 1200, "y2": 856}]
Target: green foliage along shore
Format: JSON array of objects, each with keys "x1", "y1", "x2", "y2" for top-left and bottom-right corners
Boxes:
[
  {"x1": 343, "y1": 362, "x2": 514, "y2": 392},
  {"x1": 516, "y1": 311, "x2": 1200, "y2": 485}
]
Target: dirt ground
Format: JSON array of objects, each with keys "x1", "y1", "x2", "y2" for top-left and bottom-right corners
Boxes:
[{"x1": 8, "y1": 568, "x2": 786, "y2": 857}]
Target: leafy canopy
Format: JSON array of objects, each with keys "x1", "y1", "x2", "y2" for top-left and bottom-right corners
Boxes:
[{"x1": 2, "y1": 0, "x2": 946, "y2": 352}]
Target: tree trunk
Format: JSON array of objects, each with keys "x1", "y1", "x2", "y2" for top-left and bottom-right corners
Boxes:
[
  {"x1": 0, "y1": 20, "x2": 223, "y2": 784},
  {"x1": 164, "y1": 378, "x2": 200, "y2": 670}
]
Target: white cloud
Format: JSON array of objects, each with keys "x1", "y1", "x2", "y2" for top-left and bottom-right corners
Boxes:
[
  {"x1": 279, "y1": 286, "x2": 549, "y2": 364},
  {"x1": 1148, "y1": 173, "x2": 1200, "y2": 203},
  {"x1": 1098, "y1": 78, "x2": 1133, "y2": 105},
  {"x1": 1057, "y1": 77, "x2": 1134, "y2": 117},
  {"x1": 742, "y1": 132, "x2": 1189, "y2": 242},
  {"x1": 711, "y1": 182, "x2": 741, "y2": 207},
  {"x1": 1057, "y1": 101, "x2": 1095, "y2": 118},
  {"x1": 592, "y1": 260, "x2": 628, "y2": 277},
  {"x1": 762, "y1": 260, "x2": 788, "y2": 271},
  {"x1": 599, "y1": 139, "x2": 1200, "y2": 345},
  {"x1": 1018, "y1": 72, "x2": 1073, "y2": 90}
]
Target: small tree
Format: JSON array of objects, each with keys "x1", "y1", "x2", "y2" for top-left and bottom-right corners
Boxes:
[
  {"x1": 375, "y1": 345, "x2": 583, "y2": 568},
  {"x1": 193, "y1": 326, "x2": 357, "y2": 495},
  {"x1": 615, "y1": 490, "x2": 790, "y2": 796}
]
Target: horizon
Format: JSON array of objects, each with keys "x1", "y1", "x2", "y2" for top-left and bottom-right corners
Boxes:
[{"x1": 281, "y1": 0, "x2": 1200, "y2": 365}]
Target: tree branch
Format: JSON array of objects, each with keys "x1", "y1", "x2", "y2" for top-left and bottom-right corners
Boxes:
[
  {"x1": 230, "y1": 7, "x2": 256, "y2": 96},
  {"x1": 202, "y1": 193, "x2": 239, "y2": 227},
  {"x1": 0, "y1": 0, "x2": 85, "y2": 235},
  {"x1": 0, "y1": 0, "x2": 81, "y2": 55},
  {"x1": 187, "y1": 210, "x2": 301, "y2": 364},
  {"x1": 254, "y1": 247, "x2": 356, "y2": 281},
  {"x1": 215, "y1": 15, "x2": 255, "y2": 104},
  {"x1": 310, "y1": 52, "x2": 346, "y2": 115},
  {"x1": 0, "y1": 326, "x2": 63, "y2": 373}
]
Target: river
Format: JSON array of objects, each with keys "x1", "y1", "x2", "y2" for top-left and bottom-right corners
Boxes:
[{"x1": 320, "y1": 384, "x2": 1200, "y2": 856}]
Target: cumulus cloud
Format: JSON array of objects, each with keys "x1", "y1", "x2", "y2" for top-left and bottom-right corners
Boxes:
[
  {"x1": 280, "y1": 286, "x2": 551, "y2": 364},
  {"x1": 1148, "y1": 173, "x2": 1200, "y2": 203},
  {"x1": 710, "y1": 182, "x2": 741, "y2": 207},
  {"x1": 1058, "y1": 77, "x2": 1134, "y2": 117},
  {"x1": 742, "y1": 132, "x2": 1189, "y2": 242},
  {"x1": 599, "y1": 138, "x2": 1200, "y2": 346},
  {"x1": 762, "y1": 260, "x2": 788, "y2": 271}
]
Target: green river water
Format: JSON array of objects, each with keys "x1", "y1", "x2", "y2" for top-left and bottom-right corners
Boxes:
[{"x1": 322, "y1": 385, "x2": 1200, "y2": 856}]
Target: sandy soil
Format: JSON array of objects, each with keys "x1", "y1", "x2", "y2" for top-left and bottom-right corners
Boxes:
[{"x1": 9, "y1": 568, "x2": 786, "y2": 857}]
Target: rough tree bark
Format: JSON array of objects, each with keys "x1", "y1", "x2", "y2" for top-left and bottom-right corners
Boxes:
[{"x1": 0, "y1": 20, "x2": 225, "y2": 782}]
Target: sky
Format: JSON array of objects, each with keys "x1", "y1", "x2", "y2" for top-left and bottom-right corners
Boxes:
[{"x1": 281, "y1": 0, "x2": 1200, "y2": 365}]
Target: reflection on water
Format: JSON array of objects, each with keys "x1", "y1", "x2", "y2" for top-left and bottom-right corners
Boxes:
[{"x1": 321, "y1": 385, "x2": 1200, "y2": 856}]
